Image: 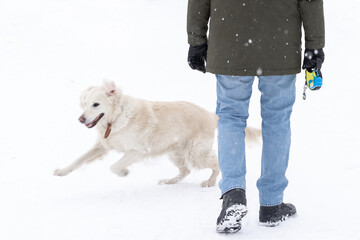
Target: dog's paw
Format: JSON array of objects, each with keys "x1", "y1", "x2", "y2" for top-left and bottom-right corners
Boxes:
[
  {"x1": 111, "y1": 166, "x2": 129, "y2": 177},
  {"x1": 200, "y1": 180, "x2": 216, "y2": 188},
  {"x1": 158, "y1": 178, "x2": 178, "y2": 185},
  {"x1": 53, "y1": 168, "x2": 71, "y2": 176}
]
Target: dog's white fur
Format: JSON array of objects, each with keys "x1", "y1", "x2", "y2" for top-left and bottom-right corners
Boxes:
[{"x1": 54, "y1": 81, "x2": 261, "y2": 187}]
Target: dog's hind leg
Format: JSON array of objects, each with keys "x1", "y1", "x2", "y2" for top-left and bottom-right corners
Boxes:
[
  {"x1": 159, "y1": 151, "x2": 190, "y2": 185},
  {"x1": 54, "y1": 142, "x2": 108, "y2": 176},
  {"x1": 200, "y1": 151, "x2": 220, "y2": 187},
  {"x1": 158, "y1": 166, "x2": 190, "y2": 185},
  {"x1": 188, "y1": 141, "x2": 219, "y2": 187},
  {"x1": 111, "y1": 151, "x2": 144, "y2": 177}
]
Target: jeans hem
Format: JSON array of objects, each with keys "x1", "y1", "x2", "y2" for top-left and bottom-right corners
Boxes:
[{"x1": 260, "y1": 200, "x2": 283, "y2": 207}]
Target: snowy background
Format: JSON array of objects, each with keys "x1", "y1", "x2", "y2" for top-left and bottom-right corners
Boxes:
[{"x1": 1, "y1": 0, "x2": 359, "y2": 239}]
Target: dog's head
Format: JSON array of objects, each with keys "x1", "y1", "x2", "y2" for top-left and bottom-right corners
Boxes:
[{"x1": 78, "y1": 81, "x2": 121, "y2": 128}]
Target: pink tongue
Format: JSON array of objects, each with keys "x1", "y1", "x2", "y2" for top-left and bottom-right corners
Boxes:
[{"x1": 84, "y1": 113, "x2": 103, "y2": 128}]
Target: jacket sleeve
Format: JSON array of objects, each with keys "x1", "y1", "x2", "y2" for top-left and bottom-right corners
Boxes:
[
  {"x1": 299, "y1": 0, "x2": 325, "y2": 49},
  {"x1": 187, "y1": 0, "x2": 211, "y2": 46}
]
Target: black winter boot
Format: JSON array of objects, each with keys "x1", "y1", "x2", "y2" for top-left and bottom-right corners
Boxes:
[
  {"x1": 259, "y1": 203, "x2": 297, "y2": 226},
  {"x1": 216, "y1": 188, "x2": 248, "y2": 233}
]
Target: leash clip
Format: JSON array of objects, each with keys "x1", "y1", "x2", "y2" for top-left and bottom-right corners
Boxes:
[{"x1": 303, "y1": 84, "x2": 307, "y2": 100}]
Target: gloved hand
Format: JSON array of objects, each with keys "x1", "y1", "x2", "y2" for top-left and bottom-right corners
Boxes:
[
  {"x1": 302, "y1": 48, "x2": 325, "y2": 71},
  {"x1": 188, "y1": 43, "x2": 207, "y2": 73}
]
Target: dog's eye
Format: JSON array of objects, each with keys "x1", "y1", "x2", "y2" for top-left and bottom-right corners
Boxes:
[{"x1": 92, "y1": 103, "x2": 100, "y2": 107}]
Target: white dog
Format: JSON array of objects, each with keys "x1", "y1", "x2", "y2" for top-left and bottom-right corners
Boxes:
[{"x1": 54, "y1": 81, "x2": 261, "y2": 187}]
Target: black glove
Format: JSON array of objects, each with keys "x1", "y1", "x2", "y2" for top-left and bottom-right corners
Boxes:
[
  {"x1": 188, "y1": 43, "x2": 207, "y2": 73},
  {"x1": 302, "y1": 48, "x2": 325, "y2": 71}
]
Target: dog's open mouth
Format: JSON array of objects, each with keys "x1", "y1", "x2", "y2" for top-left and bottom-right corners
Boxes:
[{"x1": 85, "y1": 113, "x2": 104, "y2": 128}]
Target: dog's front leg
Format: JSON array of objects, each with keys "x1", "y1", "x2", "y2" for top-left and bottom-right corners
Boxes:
[
  {"x1": 110, "y1": 151, "x2": 144, "y2": 177},
  {"x1": 54, "y1": 142, "x2": 108, "y2": 176}
]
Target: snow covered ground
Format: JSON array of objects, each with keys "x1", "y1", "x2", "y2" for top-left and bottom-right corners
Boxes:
[{"x1": 1, "y1": 0, "x2": 359, "y2": 239}]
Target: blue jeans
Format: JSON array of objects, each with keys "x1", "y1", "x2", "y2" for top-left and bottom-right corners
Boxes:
[{"x1": 216, "y1": 74, "x2": 296, "y2": 206}]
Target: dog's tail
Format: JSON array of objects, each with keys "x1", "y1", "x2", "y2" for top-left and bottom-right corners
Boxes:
[
  {"x1": 245, "y1": 126, "x2": 262, "y2": 144},
  {"x1": 213, "y1": 113, "x2": 261, "y2": 143}
]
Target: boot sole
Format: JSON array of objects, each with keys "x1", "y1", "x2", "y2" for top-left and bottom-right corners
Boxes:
[
  {"x1": 216, "y1": 204, "x2": 248, "y2": 233},
  {"x1": 259, "y1": 213, "x2": 297, "y2": 227}
]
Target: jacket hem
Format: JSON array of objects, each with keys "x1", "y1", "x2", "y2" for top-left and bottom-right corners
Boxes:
[{"x1": 206, "y1": 66, "x2": 301, "y2": 76}]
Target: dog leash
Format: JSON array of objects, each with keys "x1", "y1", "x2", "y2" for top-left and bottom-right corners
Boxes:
[{"x1": 303, "y1": 69, "x2": 323, "y2": 100}]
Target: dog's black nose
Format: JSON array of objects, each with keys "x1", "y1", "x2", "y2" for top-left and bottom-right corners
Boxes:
[{"x1": 79, "y1": 116, "x2": 86, "y2": 123}]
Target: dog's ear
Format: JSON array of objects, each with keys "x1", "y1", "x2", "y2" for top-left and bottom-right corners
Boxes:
[
  {"x1": 103, "y1": 80, "x2": 117, "y2": 96},
  {"x1": 103, "y1": 80, "x2": 123, "y2": 106}
]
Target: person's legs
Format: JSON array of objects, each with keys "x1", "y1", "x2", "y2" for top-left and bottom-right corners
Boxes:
[
  {"x1": 256, "y1": 74, "x2": 296, "y2": 206},
  {"x1": 216, "y1": 74, "x2": 255, "y2": 196}
]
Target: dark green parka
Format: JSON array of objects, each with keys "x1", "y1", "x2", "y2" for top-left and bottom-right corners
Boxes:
[{"x1": 187, "y1": 0, "x2": 325, "y2": 76}]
